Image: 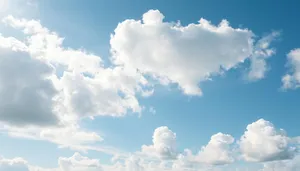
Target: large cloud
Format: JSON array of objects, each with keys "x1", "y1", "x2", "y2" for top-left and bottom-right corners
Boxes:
[
  {"x1": 0, "y1": 35, "x2": 59, "y2": 127},
  {"x1": 282, "y1": 49, "x2": 300, "y2": 89},
  {"x1": 239, "y1": 119, "x2": 296, "y2": 162},
  {"x1": 0, "y1": 15, "x2": 152, "y2": 153},
  {"x1": 2, "y1": 15, "x2": 147, "y2": 120},
  {"x1": 110, "y1": 9, "x2": 278, "y2": 95}
]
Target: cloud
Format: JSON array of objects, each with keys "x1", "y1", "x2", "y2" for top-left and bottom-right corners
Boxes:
[
  {"x1": 0, "y1": 34, "x2": 59, "y2": 127},
  {"x1": 0, "y1": 14, "x2": 155, "y2": 150},
  {"x1": 2, "y1": 117, "x2": 300, "y2": 171},
  {"x1": 171, "y1": 133, "x2": 235, "y2": 167},
  {"x1": 0, "y1": 156, "x2": 29, "y2": 171},
  {"x1": 2, "y1": 15, "x2": 149, "y2": 120},
  {"x1": 0, "y1": 153, "x2": 103, "y2": 171},
  {"x1": 0, "y1": 124, "x2": 129, "y2": 156},
  {"x1": 195, "y1": 133, "x2": 235, "y2": 165},
  {"x1": 141, "y1": 126, "x2": 177, "y2": 159},
  {"x1": 239, "y1": 119, "x2": 296, "y2": 162},
  {"x1": 261, "y1": 155, "x2": 300, "y2": 171},
  {"x1": 282, "y1": 49, "x2": 300, "y2": 89},
  {"x1": 110, "y1": 9, "x2": 277, "y2": 96},
  {"x1": 58, "y1": 152, "x2": 103, "y2": 171},
  {"x1": 247, "y1": 31, "x2": 279, "y2": 81}
]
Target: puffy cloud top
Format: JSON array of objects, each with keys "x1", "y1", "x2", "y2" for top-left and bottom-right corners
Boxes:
[
  {"x1": 239, "y1": 119, "x2": 296, "y2": 162},
  {"x1": 196, "y1": 133, "x2": 235, "y2": 165},
  {"x1": 142, "y1": 126, "x2": 177, "y2": 159},
  {"x1": 110, "y1": 10, "x2": 277, "y2": 95}
]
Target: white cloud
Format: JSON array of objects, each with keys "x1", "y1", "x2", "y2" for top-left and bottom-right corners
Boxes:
[
  {"x1": 0, "y1": 153, "x2": 103, "y2": 171},
  {"x1": 0, "y1": 156, "x2": 29, "y2": 171},
  {"x1": 141, "y1": 126, "x2": 177, "y2": 159},
  {"x1": 0, "y1": 16, "x2": 112, "y2": 152},
  {"x1": 1, "y1": 15, "x2": 149, "y2": 122},
  {"x1": 0, "y1": 14, "x2": 156, "y2": 151},
  {"x1": 195, "y1": 133, "x2": 235, "y2": 165},
  {"x1": 247, "y1": 31, "x2": 279, "y2": 81},
  {"x1": 261, "y1": 155, "x2": 300, "y2": 171},
  {"x1": 170, "y1": 133, "x2": 235, "y2": 167},
  {"x1": 0, "y1": 34, "x2": 59, "y2": 127},
  {"x1": 282, "y1": 49, "x2": 300, "y2": 89},
  {"x1": 58, "y1": 153, "x2": 103, "y2": 171},
  {"x1": 2, "y1": 118, "x2": 300, "y2": 171},
  {"x1": 239, "y1": 119, "x2": 296, "y2": 162},
  {"x1": 0, "y1": 124, "x2": 106, "y2": 153},
  {"x1": 110, "y1": 9, "x2": 277, "y2": 96}
]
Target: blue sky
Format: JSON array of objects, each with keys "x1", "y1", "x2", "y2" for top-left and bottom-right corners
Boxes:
[{"x1": 0, "y1": 0, "x2": 300, "y2": 171}]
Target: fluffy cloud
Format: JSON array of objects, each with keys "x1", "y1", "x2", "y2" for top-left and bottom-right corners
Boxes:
[
  {"x1": 0, "y1": 156, "x2": 29, "y2": 171},
  {"x1": 0, "y1": 35, "x2": 59, "y2": 126},
  {"x1": 195, "y1": 133, "x2": 235, "y2": 165},
  {"x1": 110, "y1": 9, "x2": 277, "y2": 95},
  {"x1": 282, "y1": 49, "x2": 300, "y2": 89},
  {"x1": 58, "y1": 153, "x2": 103, "y2": 171},
  {"x1": 239, "y1": 119, "x2": 296, "y2": 162},
  {"x1": 2, "y1": 15, "x2": 147, "y2": 120},
  {"x1": 0, "y1": 10, "x2": 280, "y2": 154},
  {"x1": 141, "y1": 126, "x2": 177, "y2": 159},
  {"x1": 170, "y1": 133, "x2": 235, "y2": 167},
  {"x1": 2, "y1": 118, "x2": 300, "y2": 171},
  {"x1": 0, "y1": 14, "x2": 155, "y2": 150}
]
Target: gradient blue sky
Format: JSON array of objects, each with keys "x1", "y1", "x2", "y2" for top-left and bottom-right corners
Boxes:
[{"x1": 0, "y1": 1, "x2": 300, "y2": 171}]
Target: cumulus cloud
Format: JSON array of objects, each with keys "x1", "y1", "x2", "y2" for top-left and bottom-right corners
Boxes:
[
  {"x1": 195, "y1": 133, "x2": 235, "y2": 165},
  {"x1": 0, "y1": 14, "x2": 156, "y2": 151},
  {"x1": 110, "y1": 9, "x2": 277, "y2": 96},
  {"x1": 239, "y1": 119, "x2": 296, "y2": 162},
  {"x1": 2, "y1": 15, "x2": 147, "y2": 120},
  {"x1": 141, "y1": 126, "x2": 177, "y2": 159},
  {"x1": 2, "y1": 118, "x2": 300, "y2": 171},
  {"x1": 282, "y1": 49, "x2": 300, "y2": 89},
  {"x1": 171, "y1": 133, "x2": 235, "y2": 167},
  {"x1": 0, "y1": 35, "x2": 59, "y2": 127}
]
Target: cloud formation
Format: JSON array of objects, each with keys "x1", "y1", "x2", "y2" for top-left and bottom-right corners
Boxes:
[
  {"x1": 0, "y1": 156, "x2": 29, "y2": 171},
  {"x1": 2, "y1": 15, "x2": 146, "y2": 121},
  {"x1": 195, "y1": 133, "x2": 235, "y2": 165},
  {"x1": 0, "y1": 9, "x2": 295, "y2": 171},
  {"x1": 239, "y1": 119, "x2": 296, "y2": 162},
  {"x1": 0, "y1": 14, "x2": 151, "y2": 152},
  {"x1": 1, "y1": 118, "x2": 300, "y2": 171},
  {"x1": 141, "y1": 126, "x2": 177, "y2": 159},
  {"x1": 111, "y1": 9, "x2": 278, "y2": 95},
  {"x1": 0, "y1": 35, "x2": 58, "y2": 127}
]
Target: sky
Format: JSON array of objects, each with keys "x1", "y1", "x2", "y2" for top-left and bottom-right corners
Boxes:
[{"x1": 0, "y1": 0, "x2": 300, "y2": 171}]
